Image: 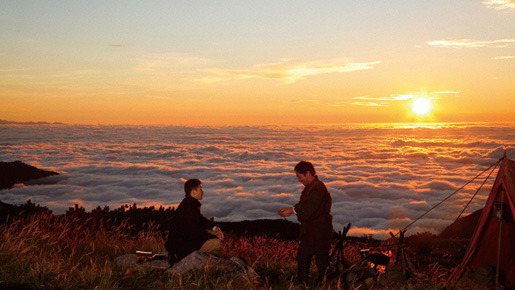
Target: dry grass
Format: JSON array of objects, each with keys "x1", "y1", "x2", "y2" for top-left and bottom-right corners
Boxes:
[
  {"x1": 0, "y1": 214, "x2": 163, "y2": 289},
  {"x1": 0, "y1": 214, "x2": 454, "y2": 289}
]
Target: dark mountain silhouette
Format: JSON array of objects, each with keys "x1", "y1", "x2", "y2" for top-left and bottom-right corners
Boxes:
[
  {"x1": 438, "y1": 209, "x2": 483, "y2": 239},
  {"x1": 0, "y1": 199, "x2": 301, "y2": 240},
  {"x1": 0, "y1": 161, "x2": 59, "y2": 190},
  {"x1": 217, "y1": 219, "x2": 300, "y2": 240},
  {"x1": 0, "y1": 199, "x2": 53, "y2": 222}
]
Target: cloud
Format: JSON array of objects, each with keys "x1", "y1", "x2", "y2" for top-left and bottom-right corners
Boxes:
[
  {"x1": 205, "y1": 59, "x2": 382, "y2": 84},
  {"x1": 287, "y1": 99, "x2": 320, "y2": 104},
  {"x1": 483, "y1": 0, "x2": 515, "y2": 10},
  {"x1": 351, "y1": 91, "x2": 459, "y2": 107},
  {"x1": 350, "y1": 101, "x2": 388, "y2": 107},
  {"x1": 189, "y1": 77, "x2": 226, "y2": 84},
  {"x1": 1, "y1": 123, "x2": 513, "y2": 239},
  {"x1": 427, "y1": 38, "x2": 515, "y2": 48},
  {"x1": 491, "y1": 56, "x2": 515, "y2": 60}
]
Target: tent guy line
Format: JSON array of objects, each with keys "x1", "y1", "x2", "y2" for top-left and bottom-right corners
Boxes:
[{"x1": 394, "y1": 156, "x2": 503, "y2": 236}]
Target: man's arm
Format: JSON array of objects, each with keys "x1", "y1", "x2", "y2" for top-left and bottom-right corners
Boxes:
[
  {"x1": 207, "y1": 226, "x2": 225, "y2": 240},
  {"x1": 199, "y1": 213, "x2": 215, "y2": 230},
  {"x1": 294, "y1": 188, "x2": 326, "y2": 222},
  {"x1": 199, "y1": 211, "x2": 224, "y2": 240}
]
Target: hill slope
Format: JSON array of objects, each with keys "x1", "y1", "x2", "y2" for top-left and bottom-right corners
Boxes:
[
  {"x1": 439, "y1": 209, "x2": 482, "y2": 239},
  {"x1": 0, "y1": 161, "x2": 59, "y2": 190}
]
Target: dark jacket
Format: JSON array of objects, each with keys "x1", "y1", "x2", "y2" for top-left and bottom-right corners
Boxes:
[
  {"x1": 294, "y1": 176, "x2": 333, "y2": 253},
  {"x1": 165, "y1": 195, "x2": 216, "y2": 264}
]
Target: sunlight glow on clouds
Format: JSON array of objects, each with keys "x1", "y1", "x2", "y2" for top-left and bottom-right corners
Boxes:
[
  {"x1": 350, "y1": 101, "x2": 388, "y2": 107},
  {"x1": 351, "y1": 92, "x2": 458, "y2": 107},
  {"x1": 427, "y1": 38, "x2": 515, "y2": 48},
  {"x1": 483, "y1": 0, "x2": 515, "y2": 10},
  {"x1": 206, "y1": 59, "x2": 382, "y2": 84},
  {"x1": 1, "y1": 123, "x2": 513, "y2": 239}
]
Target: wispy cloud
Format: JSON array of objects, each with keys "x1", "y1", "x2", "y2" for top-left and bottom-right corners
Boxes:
[
  {"x1": 206, "y1": 59, "x2": 382, "y2": 84},
  {"x1": 354, "y1": 95, "x2": 412, "y2": 102},
  {"x1": 433, "y1": 91, "x2": 460, "y2": 95},
  {"x1": 189, "y1": 77, "x2": 226, "y2": 84},
  {"x1": 287, "y1": 99, "x2": 320, "y2": 104},
  {"x1": 483, "y1": 0, "x2": 515, "y2": 10},
  {"x1": 491, "y1": 55, "x2": 515, "y2": 60},
  {"x1": 350, "y1": 101, "x2": 388, "y2": 107},
  {"x1": 351, "y1": 91, "x2": 459, "y2": 107},
  {"x1": 427, "y1": 38, "x2": 515, "y2": 48}
]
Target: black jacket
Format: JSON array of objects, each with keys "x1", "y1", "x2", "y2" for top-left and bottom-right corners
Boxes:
[
  {"x1": 294, "y1": 176, "x2": 333, "y2": 253},
  {"x1": 165, "y1": 195, "x2": 216, "y2": 264}
]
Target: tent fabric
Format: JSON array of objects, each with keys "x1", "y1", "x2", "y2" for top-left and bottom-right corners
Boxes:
[{"x1": 450, "y1": 156, "x2": 515, "y2": 287}]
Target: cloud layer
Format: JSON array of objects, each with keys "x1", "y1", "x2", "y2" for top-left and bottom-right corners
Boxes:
[{"x1": 0, "y1": 123, "x2": 514, "y2": 239}]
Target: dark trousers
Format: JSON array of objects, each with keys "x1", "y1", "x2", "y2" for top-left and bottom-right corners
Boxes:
[{"x1": 296, "y1": 240, "x2": 330, "y2": 284}]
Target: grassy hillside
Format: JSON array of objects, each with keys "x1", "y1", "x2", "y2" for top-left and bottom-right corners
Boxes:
[{"x1": 0, "y1": 211, "x2": 463, "y2": 289}]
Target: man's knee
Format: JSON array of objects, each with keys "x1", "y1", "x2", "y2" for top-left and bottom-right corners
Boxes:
[{"x1": 199, "y1": 238, "x2": 222, "y2": 256}]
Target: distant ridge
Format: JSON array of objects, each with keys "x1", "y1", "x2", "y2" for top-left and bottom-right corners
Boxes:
[
  {"x1": 218, "y1": 219, "x2": 300, "y2": 240},
  {"x1": 438, "y1": 209, "x2": 482, "y2": 239},
  {"x1": 0, "y1": 120, "x2": 63, "y2": 125},
  {"x1": 0, "y1": 161, "x2": 59, "y2": 190}
]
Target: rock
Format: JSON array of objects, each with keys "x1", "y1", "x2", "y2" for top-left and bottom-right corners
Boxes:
[
  {"x1": 471, "y1": 264, "x2": 495, "y2": 285},
  {"x1": 168, "y1": 251, "x2": 256, "y2": 278},
  {"x1": 115, "y1": 251, "x2": 255, "y2": 279},
  {"x1": 115, "y1": 254, "x2": 169, "y2": 272},
  {"x1": 378, "y1": 270, "x2": 407, "y2": 286},
  {"x1": 364, "y1": 277, "x2": 376, "y2": 287}
]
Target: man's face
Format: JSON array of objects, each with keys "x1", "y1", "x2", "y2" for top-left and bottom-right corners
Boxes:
[
  {"x1": 190, "y1": 184, "x2": 204, "y2": 200},
  {"x1": 296, "y1": 171, "x2": 313, "y2": 186}
]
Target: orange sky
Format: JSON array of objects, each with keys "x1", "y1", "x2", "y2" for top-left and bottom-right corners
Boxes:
[{"x1": 1, "y1": 1, "x2": 514, "y2": 125}]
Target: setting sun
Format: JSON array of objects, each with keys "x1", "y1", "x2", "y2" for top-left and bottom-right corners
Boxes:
[{"x1": 412, "y1": 98, "x2": 432, "y2": 116}]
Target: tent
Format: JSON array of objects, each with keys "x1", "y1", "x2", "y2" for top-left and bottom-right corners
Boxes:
[{"x1": 450, "y1": 154, "x2": 515, "y2": 288}]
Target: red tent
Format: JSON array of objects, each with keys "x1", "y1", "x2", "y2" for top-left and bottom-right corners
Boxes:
[{"x1": 450, "y1": 155, "x2": 515, "y2": 288}]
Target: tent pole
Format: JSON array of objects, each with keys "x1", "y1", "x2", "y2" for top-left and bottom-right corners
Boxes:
[{"x1": 495, "y1": 189, "x2": 504, "y2": 290}]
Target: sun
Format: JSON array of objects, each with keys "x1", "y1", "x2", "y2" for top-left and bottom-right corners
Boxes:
[{"x1": 412, "y1": 98, "x2": 432, "y2": 116}]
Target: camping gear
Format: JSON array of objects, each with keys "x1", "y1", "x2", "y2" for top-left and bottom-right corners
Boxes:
[{"x1": 450, "y1": 154, "x2": 515, "y2": 288}]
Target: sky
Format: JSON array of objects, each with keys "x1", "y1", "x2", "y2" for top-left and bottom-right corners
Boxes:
[{"x1": 1, "y1": 1, "x2": 514, "y2": 126}]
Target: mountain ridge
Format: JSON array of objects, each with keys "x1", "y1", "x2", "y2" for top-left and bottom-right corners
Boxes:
[{"x1": 0, "y1": 161, "x2": 59, "y2": 190}]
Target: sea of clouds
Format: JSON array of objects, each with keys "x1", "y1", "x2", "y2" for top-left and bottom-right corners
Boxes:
[{"x1": 1, "y1": 122, "x2": 514, "y2": 239}]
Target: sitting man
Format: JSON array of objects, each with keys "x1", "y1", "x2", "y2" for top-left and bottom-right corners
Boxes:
[{"x1": 165, "y1": 179, "x2": 224, "y2": 265}]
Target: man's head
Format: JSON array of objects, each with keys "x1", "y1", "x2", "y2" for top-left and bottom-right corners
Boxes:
[
  {"x1": 184, "y1": 179, "x2": 204, "y2": 200},
  {"x1": 294, "y1": 161, "x2": 316, "y2": 186}
]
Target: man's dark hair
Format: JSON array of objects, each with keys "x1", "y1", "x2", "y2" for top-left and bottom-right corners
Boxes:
[
  {"x1": 294, "y1": 161, "x2": 316, "y2": 176},
  {"x1": 184, "y1": 179, "x2": 201, "y2": 197}
]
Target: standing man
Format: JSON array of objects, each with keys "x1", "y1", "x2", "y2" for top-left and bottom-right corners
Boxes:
[
  {"x1": 278, "y1": 161, "x2": 333, "y2": 285},
  {"x1": 165, "y1": 179, "x2": 224, "y2": 265}
]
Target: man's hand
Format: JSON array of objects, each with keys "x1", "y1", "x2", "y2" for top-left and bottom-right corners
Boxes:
[
  {"x1": 214, "y1": 227, "x2": 225, "y2": 241},
  {"x1": 278, "y1": 207, "x2": 294, "y2": 217},
  {"x1": 208, "y1": 227, "x2": 225, "y2": 241}
]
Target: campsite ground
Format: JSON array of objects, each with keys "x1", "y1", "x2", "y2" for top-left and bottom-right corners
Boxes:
[{"x1": 0, "y1": 212, "x2": 468, "y2": 289}]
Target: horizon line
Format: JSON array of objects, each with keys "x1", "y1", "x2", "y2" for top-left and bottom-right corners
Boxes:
[{"x1": 1, "y1": 119, "x2": 514, "y2": 128}]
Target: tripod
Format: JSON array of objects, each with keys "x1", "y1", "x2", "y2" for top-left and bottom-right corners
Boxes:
[{"x1": 330, "y1": 223, "x2": 352, "y2": 274}]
